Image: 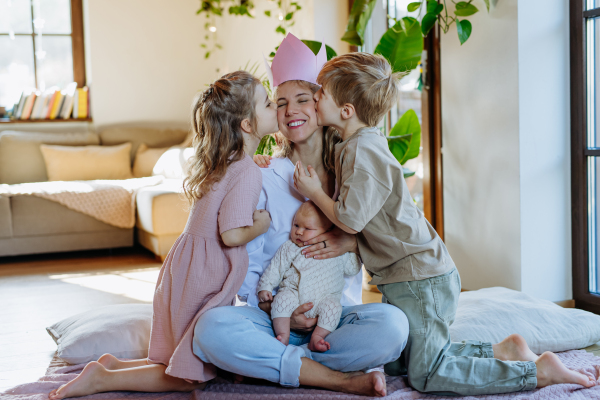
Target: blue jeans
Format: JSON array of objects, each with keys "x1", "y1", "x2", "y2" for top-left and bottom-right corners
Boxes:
[
  {"x1": 379, "y1": 268, "x2": 537, "y2": 396},
  {"x1": 193, "y1": 302, "x2": 409, "y2": 387}
]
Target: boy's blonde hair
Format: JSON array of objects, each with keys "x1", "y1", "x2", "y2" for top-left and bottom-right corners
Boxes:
[
  {"x1": 317, "y1": 53, "x2": 401, "y2": 127},
  {"x1": 184, "y1": 71, "x2": 260, "y2": 204}
]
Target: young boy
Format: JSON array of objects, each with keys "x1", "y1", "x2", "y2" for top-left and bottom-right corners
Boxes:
[{"x1": 293, "y1": 52, "x2": 596, "y2": 396}]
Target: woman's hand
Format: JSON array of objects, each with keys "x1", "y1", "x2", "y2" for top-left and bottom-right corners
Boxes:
[
  {"x1": 293, "y1": 161, "x2": 323, "y2": 200},
  {"x1": 258, "y1": 290, "x2": 273, "y2": 302},
  {"x1": 253, "y1": 154, "x2": 272, "y2": 168},
  {"x1": 290, "y1": 303, "x2": 318, "y2": 332},
  {"x1": 301, "y1": 226, "x2": 359, "y2": 260}
]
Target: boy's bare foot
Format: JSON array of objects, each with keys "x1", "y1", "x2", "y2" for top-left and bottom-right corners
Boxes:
[
  {"x1": 308, "y1": 336, "x2": 331, "y2": 352},
  {"x1": 339, "y1": 371, "x2": 386, "y2": 397},
  {"x1": 536, "y1": 352, "x2": 596, "y2": 388},
  {"x1": 276, "y1": 334, "x2": 290, "y2": 345},
  {"x1": 48, "y1": 361, "x2": 108, "y2": 399},
  {"x1": 493, "y1": 334, "x2": 538, "y2": 362}
]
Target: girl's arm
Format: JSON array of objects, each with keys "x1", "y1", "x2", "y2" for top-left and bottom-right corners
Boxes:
[{"x1": 221, "y1": 209, "x2": 271, "y2": 247}]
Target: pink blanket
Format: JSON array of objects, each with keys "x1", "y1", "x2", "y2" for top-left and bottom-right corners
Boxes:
[{"x1": 2, "y1": 350, "x2": 600, "y2": 400}]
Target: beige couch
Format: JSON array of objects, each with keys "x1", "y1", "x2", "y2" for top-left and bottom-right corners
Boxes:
[{"x1": 0, "y1": 127, "x2": 190, "y2": 258}]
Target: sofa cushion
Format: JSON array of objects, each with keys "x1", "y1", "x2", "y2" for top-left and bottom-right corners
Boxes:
[
  {"x1": 0, "y1": 131, "x2": 100, "y2": 184},
  {"x1": 40, "y1": 143, "x2": 133, "y2": 181},
  {"x1": 0, "y1": 196, "x2": 12, "y2": 238},
  {"x1": 11, "y1": 196, "x2": 118, "y2": 236},
  {"x1": 136, "y1": 180, "x2": 189, "y2": 235},
  {"x1": 132, "y1": 144, "x2": 170, "y2": 178},
  {"x1": 99, "y1": 127, "x2": 189, "y2": 164}
]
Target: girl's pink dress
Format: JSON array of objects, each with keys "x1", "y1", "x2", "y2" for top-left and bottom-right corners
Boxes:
[{"x1": 147, "y1": 154, "x2": 262, "y2": 382}]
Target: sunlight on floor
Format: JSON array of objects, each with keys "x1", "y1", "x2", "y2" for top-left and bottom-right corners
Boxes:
[{"x1": 49, "y1": 268, "x2": 160, "y2": 302}]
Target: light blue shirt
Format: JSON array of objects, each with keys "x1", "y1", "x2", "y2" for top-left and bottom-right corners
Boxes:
[{"x1": 238, "y1": 157, "x2": 363, "y2": 308}]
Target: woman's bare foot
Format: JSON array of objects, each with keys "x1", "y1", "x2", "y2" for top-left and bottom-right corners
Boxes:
[
  {"x1": 308, "y1": 336, "x2": 331, "y2": 352},
  {"x1": 276, "y1": 333, "x2": 290, "y2": 345},
  {"x1": 536, "y1": 352, "x2": 596, "y2": 388},
  {"x1": 339, "y1": 371, "x2": 386, "y2": 397},
  {"x1": 48, "y1": 361, "x2": 108, "y2": 399},
  {"x1": 492, "y1": 334, "x2": 538, "y2": 362}
]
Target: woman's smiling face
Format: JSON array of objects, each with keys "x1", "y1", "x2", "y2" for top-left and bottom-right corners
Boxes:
[{"x1": 276, "y1": 81, "x2": 320, "y2": 144}]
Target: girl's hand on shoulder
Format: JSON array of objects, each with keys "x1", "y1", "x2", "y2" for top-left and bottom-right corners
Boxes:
[
  {"x1": 258, "y1": 290, "x2": 273, "y2": 302},
  {"x1": 301, "y1": 226, "x2": 358, "y2": 260},
  {"x1": 253, "y1": 209, "x2": 271, "y2": 234},
  {"x1": 253, "y1": 154, "x2": 272, "y2": 168},
  {"x1": 290, "y1": 302, "x2": 317, "y2": 332},
  {"x1": 293, "y1": 161, "x2": 322, "y2": 199}
]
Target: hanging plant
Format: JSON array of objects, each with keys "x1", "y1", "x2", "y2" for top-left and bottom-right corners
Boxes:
[{"x1": 197, "y1": 0, "x2": 302, "y2": 59}]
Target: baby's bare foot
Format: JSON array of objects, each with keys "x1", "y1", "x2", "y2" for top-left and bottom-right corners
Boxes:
[
  {"x1": 339, "y1": 371, "x2": 386, "y2": 397},
  {"x1": 493, "y1": 334, "x2": 538, "y2": 362},
  {"x1": 276, "y1": 334, "x2": 289, "y2": 346},
  {"x1": 48, "y1": 361, "x2": 108, "y2": 399},
  {"x1": 308, "y1": 337, "x2": 330, "y2": 352},
  {"x1": 536, "y1": 352, "x2": 596, "y2": 388}
]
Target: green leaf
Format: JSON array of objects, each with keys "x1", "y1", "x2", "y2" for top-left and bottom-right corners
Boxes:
[
  {"x1": 387, "y1": 109, "x2": 421, "y2": 165},
  {"x1": 301, "y1": 40, "x2": 338, "y2": 60},
  {"x1": 421, "y1": 13, "x2": 437, "y2": 35},
  {"x1": 456, "y1": 18, "x2": 472, "y2": 45},
  {"x1": 407, "y1": 2, "x2": 421, "y2": 12},
  {"x1": 454, "y1": 2, "x2": 478, "y2": 16},
  {"x1": 275, "y1": 25, "x2": 286, "y2": 35},
  {"x1": 205, "y1": 51, "x2": 211, "y2": 59},
  {"x1": 375, "y1": 17, "x2": 424, "y2": 74},
  {"x1": 482, "y1": 0, "x2": 490, "y2": 11},
  {"x1": 341, "y1": 0, "x2": 378, "y2": 46},
  {"x1": 269, "y1": 51, "x2": 276, "y2": 58},
  {"x1": 285, "y1": 12, "x2": 293, "y2": 20},
  {"x1": 426, "y1": 0, "x2": 438, "y2": 13},
  {"x1": 264, "y1": 10, "x2": 271, "y2": 17},
  {"x1": 403, "y1": 168, "x2": 416, "y2": 178},
  {"x1": 256, "y1": 134, "x2": 277, "y2": 156}
]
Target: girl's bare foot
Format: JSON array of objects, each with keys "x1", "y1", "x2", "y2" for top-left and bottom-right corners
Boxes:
[
  {"x1": 536, "y1": 352, "x2": 596, "y2": 388},
  {"x1": 276, "y1": 334, "x2": 290, "y2": 345},
  {"x1": 308, "y1": 336, "x2": 331, "y2": 352},
  {"x1": 48, "y1": 361, "x2": 108, "y2": 399},
  {"x1": 493, "y1": 334, "x2": 538, "y2": 362},
  {"x1": 339, "y1": 371, "x2": 386, "y2": 397}
]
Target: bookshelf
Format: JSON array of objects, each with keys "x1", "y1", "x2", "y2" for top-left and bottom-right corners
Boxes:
[{"x1": 0, "y1": 118, "x2": 93, "y2": 124}]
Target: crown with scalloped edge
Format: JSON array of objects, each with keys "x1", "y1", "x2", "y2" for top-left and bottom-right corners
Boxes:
[{"x1": 263, "y1": 33, "x2": 327, "y2": 88}]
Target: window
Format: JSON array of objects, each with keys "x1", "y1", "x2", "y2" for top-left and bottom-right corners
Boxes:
[
  {"x1": 0, "y1": 0, "x2": 85, "y2": 110},
  {"x1": 570, "y1": 0, "x2": 600, "y2": 313}
]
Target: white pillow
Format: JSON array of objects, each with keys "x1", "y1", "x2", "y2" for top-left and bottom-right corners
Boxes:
[
  {"x1": 450, "y1": 287, "x2": 600, "y2": 354},
  {"x1": 46, "y1": 304, "x2": 152, "y2": 364},
  {"x1": 152, "y1": 147, "x2": 194, "y2": 179}
]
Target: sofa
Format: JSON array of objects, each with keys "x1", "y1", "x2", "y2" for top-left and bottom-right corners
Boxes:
[{"x1": 0, "y1": 126, "x2": 191, "y2": 258}]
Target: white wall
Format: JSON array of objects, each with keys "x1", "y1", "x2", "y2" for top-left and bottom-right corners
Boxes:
[
  {"x1": 84, "y1": 0, "x2": 348, "y2": 129},
  {"x1": 441, "y1": 0, "x2": 572, "y2": 301}
]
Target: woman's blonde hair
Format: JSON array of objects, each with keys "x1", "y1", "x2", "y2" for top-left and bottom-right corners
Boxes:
[
  {"x1": 272, "y1": 80, "x2": 341, "y2": 174},
  {"x1": 184, "y1": 71, "x2": 260, "y2": 204}
]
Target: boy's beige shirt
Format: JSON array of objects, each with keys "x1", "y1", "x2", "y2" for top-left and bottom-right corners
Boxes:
[{"x1": 334, "y1": 127, "x2": 454, "y2": 285}]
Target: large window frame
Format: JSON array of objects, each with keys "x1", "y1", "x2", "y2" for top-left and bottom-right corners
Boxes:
[
  {"x1": 0, "y1": 0, "x2": 86, "y2": 91},
  {"x1": 570, "y1": 0, "x2": 600, "y2": 313}
]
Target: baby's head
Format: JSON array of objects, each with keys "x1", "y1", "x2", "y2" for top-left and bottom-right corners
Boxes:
[
  {"x1": 290, "y1": 201, "x2": 333, "y2": 246},
  {"x1": 315, "y1": 52, "x2": 400, "y2": 127}
]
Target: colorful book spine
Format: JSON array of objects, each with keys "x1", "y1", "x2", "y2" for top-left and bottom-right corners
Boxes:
[
  {"x1": 49, "y1": 92, "x2": 64, "y2": 120},
  {"x1": 76, "y1": 87, "x2": 88, "y2": 119},
  {"x1": 20, "y1": 93, "x2": 37, "y2": 120}
]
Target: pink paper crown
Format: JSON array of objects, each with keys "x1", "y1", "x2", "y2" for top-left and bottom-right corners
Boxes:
[{"x1": 264, "y1": 33, "x2": 327, "y2": 87}]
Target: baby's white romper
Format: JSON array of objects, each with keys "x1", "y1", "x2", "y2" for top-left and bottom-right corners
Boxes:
[{"x1": 257, "y1": 240, "x2": 362, "y2": 332}]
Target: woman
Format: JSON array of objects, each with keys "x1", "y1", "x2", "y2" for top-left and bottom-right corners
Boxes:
[{"x1": 193, "y1": 76, "x2": 409, "y2": 397}]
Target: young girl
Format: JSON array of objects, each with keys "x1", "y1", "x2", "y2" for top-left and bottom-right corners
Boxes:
[{"x1": 48, "y1": 70, "x2": 279, "y2": 400}]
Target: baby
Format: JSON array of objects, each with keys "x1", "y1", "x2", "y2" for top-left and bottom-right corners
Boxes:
[{"x1": 257, "y1": 201, "x2": 361, "y2": 352}]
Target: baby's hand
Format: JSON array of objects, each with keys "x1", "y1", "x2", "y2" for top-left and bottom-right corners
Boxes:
[
  {"x1": 258, "y1": 290, "x2": 273, "y2": 302},
  {"x1": 253, "y1": 209, "x2": 271, "y2": 234},
  {"x1": 253, "y1": 154, "x2": 272, "y2": 168},
  {"x1": 293, "y1": 161, "x2": 323, "y2": 199}
]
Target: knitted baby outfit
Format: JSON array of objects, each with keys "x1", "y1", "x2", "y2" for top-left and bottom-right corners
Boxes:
[{"x1": 257, "y1": 240, "x2": 362, "y2": 332}]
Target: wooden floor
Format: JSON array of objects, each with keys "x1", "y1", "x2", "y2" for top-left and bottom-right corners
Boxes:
[{"x1": 0, "y1": 246, "x2": 383, "y2": 392}]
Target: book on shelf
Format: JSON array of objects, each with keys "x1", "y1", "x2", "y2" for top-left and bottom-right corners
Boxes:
[{"x1": 8, "y1": 83, "x2": 90, "y2": 121}]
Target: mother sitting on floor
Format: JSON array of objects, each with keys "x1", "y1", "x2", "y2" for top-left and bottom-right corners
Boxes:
[{"x1": 192, "y1": 34, "x2": 409, "y2": 397}]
